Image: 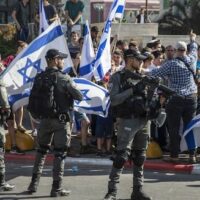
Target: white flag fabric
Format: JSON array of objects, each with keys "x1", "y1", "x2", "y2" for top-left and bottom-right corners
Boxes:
[
  {"x1": 79, "y1": 20, "x2": 95, "y2": 80},
  {"x1": 39, "y1": 0, "x2": 49, "y2": 34},
  {"x1": 1, "y1": 20, "x2": 110, "y2": 117},
  {"x1": 74, "y1": 78, "x2": 110, "y2": 117},
  {"x1": 115, "y1": 0, "x2": 126, "y2": 19},
  {"x1": 180, "y1": 114, "x2": 200, "y2": 152},
  {"x1": 1, "y1": 20, "x2": 73, "y2": 112},
  {"x1": 93, "y1": 0, "x2": 126, "y2": 81}
]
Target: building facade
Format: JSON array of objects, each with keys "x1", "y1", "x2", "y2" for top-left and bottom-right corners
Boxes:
[
  {"x1": 0, "y1": 0, "x2": 161, "y2": 25},
  {"x1": 0, "y1": 0, "x2": 36, "y2": 24},
  {"x1": 90, "y1": 0, "x2": 160, "y2": 23}
]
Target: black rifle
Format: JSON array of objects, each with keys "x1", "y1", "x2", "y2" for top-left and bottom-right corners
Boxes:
[{"x1": 126, "y1": 71, "x2": 182, "y2": 99}]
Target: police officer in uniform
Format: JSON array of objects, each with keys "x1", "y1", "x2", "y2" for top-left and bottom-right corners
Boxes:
[
  {"x1": 0, "y1": 80, "x2": 15, "y2": 191},
  {"x1": 27, "y1": 49, "x2": 83, "y2": 197},
  {"x1": 104, "y1": 49, "x2": 152, "y2": 200}
]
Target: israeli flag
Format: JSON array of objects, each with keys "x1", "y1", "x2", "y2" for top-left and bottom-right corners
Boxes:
[
  {"x1": 1, "y1": 20, "x2": 73, "y2": 112},
  {"x1": 74, "y1": 78, "x2": 110, "y2": 117},
  {"x1": 93, "y1": 0, "x2": 126, "y2": 81},
  {"x1": 39, "y1": 0, "x2": 49, "y2": 34},
  {"x1": 115, "y1": 0, "x2": 126, "y2": 19},
  {"x1": 180, "y1": 114, "x2": 200, "y2": 152},
  {"x1": 79, "y1": 20, "x2": 95, "y2": 80}
]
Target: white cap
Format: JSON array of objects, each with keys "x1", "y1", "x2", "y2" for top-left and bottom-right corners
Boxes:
[{"x1": 176, "y1": 41, "x2": 187, "y2": 50}]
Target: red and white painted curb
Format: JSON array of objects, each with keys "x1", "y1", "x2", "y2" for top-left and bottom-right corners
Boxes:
[{"x1": 5, "y1": 153, "x2": 200, "y2": 174}]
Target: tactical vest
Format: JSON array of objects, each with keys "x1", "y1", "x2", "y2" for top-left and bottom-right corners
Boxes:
[
  {"x1": 112, "y1": 70, "x2": 162, "y2": 120},
  {"x1": 112, "y1": 70, "x2": 147, "y2": 118}
]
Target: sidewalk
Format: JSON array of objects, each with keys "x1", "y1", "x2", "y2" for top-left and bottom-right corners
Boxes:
[{"x1": 5, "y1": 150, "x2": 200, "y2": 175}]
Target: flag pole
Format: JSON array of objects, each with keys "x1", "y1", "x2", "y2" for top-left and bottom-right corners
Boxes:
[
  {"x1": 111, "y1": 0, "x2": 126, "y2": 53},
  {"x1": 111, "y1": 18, "x2": 122, "y2": 53}
]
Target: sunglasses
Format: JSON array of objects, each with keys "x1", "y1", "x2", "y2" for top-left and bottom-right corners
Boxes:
[{"x1": 177, "y1": 49, "x2": 185, "y2": 52}]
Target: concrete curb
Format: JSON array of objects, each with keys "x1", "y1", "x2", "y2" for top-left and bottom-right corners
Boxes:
[{"x1": 5, "y1": 153, "x2": 200, "y2": 174}]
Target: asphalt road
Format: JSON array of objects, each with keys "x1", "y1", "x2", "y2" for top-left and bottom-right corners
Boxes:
[{"x1": 1, "y1": 160, "x2": 200, "y2": 200}]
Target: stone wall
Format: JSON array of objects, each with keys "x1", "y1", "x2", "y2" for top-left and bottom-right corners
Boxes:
[{"x1": 92, "y1": 22, "x2": 200, "y2": 48}]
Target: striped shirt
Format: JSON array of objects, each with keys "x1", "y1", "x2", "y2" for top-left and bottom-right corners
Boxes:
[{"x1": 150, "y1": 42, "x2": 197, "y2": 96}]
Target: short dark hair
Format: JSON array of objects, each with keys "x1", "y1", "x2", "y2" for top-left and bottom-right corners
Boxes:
[
  {"x1": 70, "y1": 31, "x2": 79, "y2": 37},
  {"x1": 116, "y1": 40, "x2": 123, "y2": 46},
  {"x1": 113, "y1": 50, "x2": 123, "y2": 57}
]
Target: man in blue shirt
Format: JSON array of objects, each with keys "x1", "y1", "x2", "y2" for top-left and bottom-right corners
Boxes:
[{"x1": 151, "y1": 32, "x2": 198, "y2": 163}]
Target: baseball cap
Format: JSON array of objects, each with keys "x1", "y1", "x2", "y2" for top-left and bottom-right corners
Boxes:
[
  {"x1": 176, "y1": 41, "x2": 187, "y2": 51},
  {"x1": 91, "y1": 26, "x2": 99, "y2": 33},
  {"x1": 124, "y1": 49, "x2": 147, "y2": 60},
  {"x1": 45, "y1": 49, "x2": 68, "y2": 59},
  {"x1": 147, "y1": 38, "x2": 160, "y2": 48},
  {"x1": 142, "y1": 51, "x2": 154, "y2": 60}
]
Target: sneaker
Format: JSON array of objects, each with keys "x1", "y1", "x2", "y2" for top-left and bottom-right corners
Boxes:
[
  {"x1": 31, "y1": 129, "x2": 37, "y2": 137},
  {"x1": 80, "y1": 145, "x2": 97, "y2": 154},
  {"x1": 188, "y1": 155, "x2": 197, "y2": 164},
  {"x1": 106, "y1": 151, "x2": 112, "y2": 156},
  {"x1": 96, "y1": 150, "x2": 104, "y2": 157},
  {"x1": 10, "y1": 146, "x2": 25, "y2": 155},
  {"x1": 0, "y1": 183, "x2": 15, "y2": 191}
]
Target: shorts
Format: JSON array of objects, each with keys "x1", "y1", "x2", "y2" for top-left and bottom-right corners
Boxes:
[
  {"x1": 95, "y1": 115, "x2": 113, "y2": 139},
  {"x1": 70, "y1": 111, "x2": 90, "y2": 132},
  {"x1": 74, "y1": 111, "x2": 89, "y2": 123}
]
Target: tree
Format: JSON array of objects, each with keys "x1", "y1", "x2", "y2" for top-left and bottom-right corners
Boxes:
[{"x1": 158, "y1": 0, "x2": 200, "y2": 35}]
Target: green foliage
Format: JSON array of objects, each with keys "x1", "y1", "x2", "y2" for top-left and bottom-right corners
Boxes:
[
  {"x1": 0, "y1": 36, "x2": 17, "y2": 58},
  {"x1": 158, "y1": 0, "x2": 200, "y2": 35}
]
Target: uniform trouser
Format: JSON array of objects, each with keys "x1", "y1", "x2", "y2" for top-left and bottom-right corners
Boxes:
[
  {"x1": 166, "y1": 95, "x2": 197, "y2": 157},
  {"x1": 32, "y1": 119, "x2": 71, "y2": 183},
  {"x1": 108, "y1": 117, "x2": 150, "y2": 193},
  {"x1": 0, "y1": 125, "x2": 6, "y2": 185}
]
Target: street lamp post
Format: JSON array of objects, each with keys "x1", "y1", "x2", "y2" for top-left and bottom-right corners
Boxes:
[{"x1": 145, "y1": 0, "x2": 148, "y2": 19}]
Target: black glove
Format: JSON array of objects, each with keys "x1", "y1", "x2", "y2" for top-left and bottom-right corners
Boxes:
[{"x1": 132, "y1": 80, "x2": 146, "y2": 94}]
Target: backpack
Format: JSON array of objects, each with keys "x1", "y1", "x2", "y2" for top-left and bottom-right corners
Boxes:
[{"x1": 27, "y1": 70, "x2": 58, "y2": 119}]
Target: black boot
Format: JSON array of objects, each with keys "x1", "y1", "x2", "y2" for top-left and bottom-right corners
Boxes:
[
  {"x1": 104, "y1": 189, "x2": 117, "y2": 200},
  {"x1": 27, "y1": 173, "x2": 41, "y2": 193},
  {"x1": 50, "y1": 180, "x2": 71, "y2": 197},
  {"x1": 0, "y1": 174, "x2": 15, "y2": 191},
  {"x1": 131, "y1": 186, "x2": 152, "y2": 200}
]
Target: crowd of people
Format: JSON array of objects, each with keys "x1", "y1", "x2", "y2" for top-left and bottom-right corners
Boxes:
[
  {"x1": 0, "y1": 0, "x2": 199, "y2": 160},
  {"x1": 0, "y1": 0, "x2": 199, "y2": 158},
  {"x1": 0, "y1": 0, "x2": 200, "y2": 199}
]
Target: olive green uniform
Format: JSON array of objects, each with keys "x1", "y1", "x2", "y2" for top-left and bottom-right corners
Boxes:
[
  {"x1": 28, "y1": 66, "x2": 82, "y2": 194},
  {"x1": 0, "y1": 81, "x2": 14, "y2": 190},
  {"x1": 105, "y1": 69, "x2": 151, "y2": 199}
]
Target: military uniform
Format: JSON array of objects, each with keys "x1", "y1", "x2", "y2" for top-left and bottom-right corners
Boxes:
[
  {"x1": 27, "y1": 50, "x2": 83, "y2": 197},
  {"x1": 0, "y1": 81, "x2": 15, "y2": 191},
  {"x1": 104, "y1": 67, "x2": 151, "y2": 200}
]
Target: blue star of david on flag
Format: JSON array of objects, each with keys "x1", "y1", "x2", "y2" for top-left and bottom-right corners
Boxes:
[
  {"x1": 18, "y1": 58, "x2": 42, "y2": 84},
  {"x1": 75, "y1": 89, "x2": 91, "y2": 105}
]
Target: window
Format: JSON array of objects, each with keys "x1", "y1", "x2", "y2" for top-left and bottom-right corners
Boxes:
[{"x1": 0, "y1": 12, "x2": 6, "y2": 23}]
